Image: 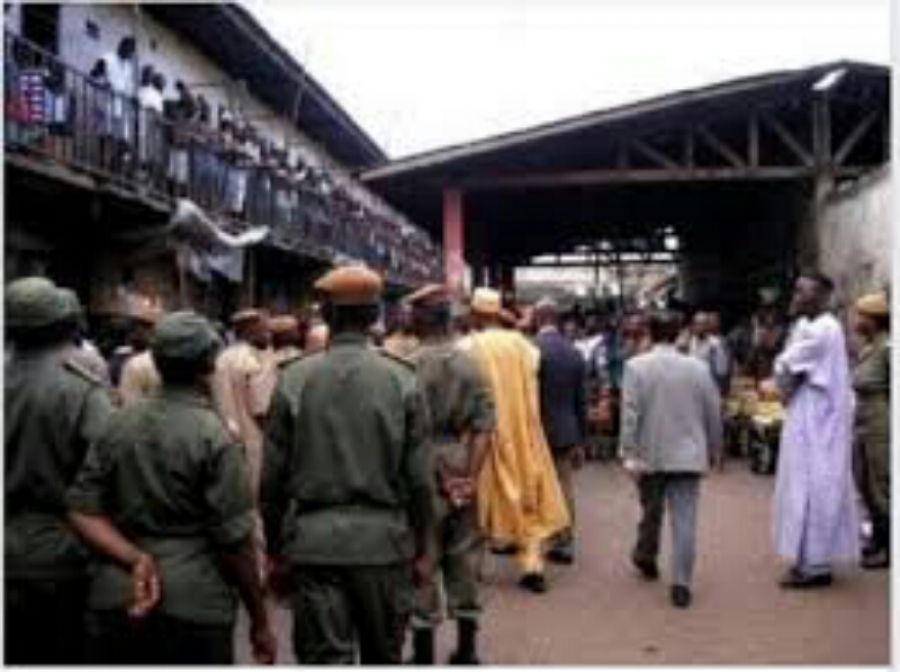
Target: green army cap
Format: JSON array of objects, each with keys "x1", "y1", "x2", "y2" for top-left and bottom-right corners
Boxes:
[
  {"x1": 151, "y1": 310, "x2": 222, "y2": 363},
  {"x1": 57, "y1": 287, "x2": 85, "y2": 321},
  {"x1": 5, "y1": 276, "x2": 72, "y2": 329}
]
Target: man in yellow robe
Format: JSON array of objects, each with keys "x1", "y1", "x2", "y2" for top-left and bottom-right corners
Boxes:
[{"x1": 459, "y1": 288, "x2": 570, "y2": 593}]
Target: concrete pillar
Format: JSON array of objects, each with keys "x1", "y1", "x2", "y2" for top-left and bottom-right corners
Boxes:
[
  {"x1": 797, "y1": 175, "x2": 832, "y2": 272},
  {"x1": 443, "y1": 189, "x2": 465, "y2": 296}
]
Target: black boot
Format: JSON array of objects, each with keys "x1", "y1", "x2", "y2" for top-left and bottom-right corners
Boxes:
[
  {"x1": 413, "y1": 628, "x2": 435, "y2": 665},
  {"x1": 863, "y1": 515, "x2": 890, "y2": 569},
  {"x1": 449, "y1": 618, "x2": 481, "y2": 665}
]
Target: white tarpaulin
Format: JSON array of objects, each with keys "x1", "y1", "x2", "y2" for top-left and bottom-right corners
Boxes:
[{"x1": 169, "y1": 199, "x2": 267, "y2": 283}]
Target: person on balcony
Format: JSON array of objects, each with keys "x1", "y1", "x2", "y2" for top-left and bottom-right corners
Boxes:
[
  {"x1": 192, "y1": 94, "x2": 219, "y2": 209},
  {"x1": 224, "y1": 122, "x2": 251, "y2": 221},
  {"x1": 164, "y1": 81, "x2": 195, "y2": 198},
  {"x1": 246, "y1": 127, "x2": 266, "y2": 221},
  {"x1": 87, "y1": 58, "x2": 113, "y2": 169},
  {"x1": 101, "y1": 36, "x2": 137, "y2": 176},
  {"x1": 271, "y1": 150, "x2": 292, "y2": 227},
  {"x1": 137, "y1": 65, "x2": 164, "y2": 185},
  {"x1": 45, "y1": 61, "x2": 74, "y2": 162}
]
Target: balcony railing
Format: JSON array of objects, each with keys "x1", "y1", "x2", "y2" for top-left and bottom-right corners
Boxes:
[{"x1": 4, "y1": 31, "x2": 442, "y2": 287}]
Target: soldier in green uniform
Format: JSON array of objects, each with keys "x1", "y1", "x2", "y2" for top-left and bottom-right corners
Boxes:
[
  {"x1": 5, "y1": 277, "x2": 114, "y2": 664},
  {"x1": 852, "y1": 292, "x2": 891, "y2": 570},
  {"x1": 405, "y1": 284, "x2": 496, "y2": 665},
  {"x1": 262, "y1": 264, "x2": 436, "y2": 665},
  {"x1": 66, "y1": 311, "x2": 276, "y2": 664}
]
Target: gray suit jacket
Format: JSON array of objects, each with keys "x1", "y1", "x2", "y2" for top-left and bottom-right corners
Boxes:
[{"x1": 620, "y1": 344, "x2": 722, "y2": 473}]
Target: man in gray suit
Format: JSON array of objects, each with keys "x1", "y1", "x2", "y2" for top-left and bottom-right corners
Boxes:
[{"x1": 620, "y1": 310, "x2": 722, "y2": 609}]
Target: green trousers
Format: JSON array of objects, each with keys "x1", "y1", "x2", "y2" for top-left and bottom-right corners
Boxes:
[
  {"x1": 291, "y1": 563, "x2": 413, "y2": 664},
  {"x1": 5, "y1": 575, "x2": 87, "y2": 665},
  {"x1": 551, "y1": 447, "x2": 577, "y2": 551},
  {"x1": 855, "y1": 434, "x2": 890, "y2": 520},
  {"x1": 412, "y1": 500, "x2": 483, "y2": 629},
  {"x1": 85, "y1": 610, "x2": 234, "y2": 665}
]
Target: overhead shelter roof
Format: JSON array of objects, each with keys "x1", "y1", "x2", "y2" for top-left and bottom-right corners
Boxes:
[
  {"x1": 362, "y1": 60, "x2": 889, "y2": 265},
  {"x1": 145, "y1": 3, "x2": 385, "y2": 169}
]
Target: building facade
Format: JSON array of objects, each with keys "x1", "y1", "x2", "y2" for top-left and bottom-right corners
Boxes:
[{"x1": 5, "y1": 2, "x2": 440, "y2": 344}]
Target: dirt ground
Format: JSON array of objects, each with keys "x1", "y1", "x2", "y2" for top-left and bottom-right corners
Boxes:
[{"x1": 237, "y1": 462, "x2": 890, "y2": 665}]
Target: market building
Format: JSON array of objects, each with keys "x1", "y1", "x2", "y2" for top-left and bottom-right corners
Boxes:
[{"x1": 363, "y1": 61, "x2": 889, "y2": 324}]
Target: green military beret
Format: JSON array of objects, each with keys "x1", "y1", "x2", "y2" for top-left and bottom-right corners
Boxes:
[
  {"x1": 5, "y1": 276, "x2": 73, "y2": 329},
  {"x1": 151, "y1": 311, "x2": 222, "y2": 362}
]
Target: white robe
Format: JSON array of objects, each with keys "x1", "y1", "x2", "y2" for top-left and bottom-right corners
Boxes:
[{"x1": 773, "y1": 314, "x2": 859, "y2": 566}]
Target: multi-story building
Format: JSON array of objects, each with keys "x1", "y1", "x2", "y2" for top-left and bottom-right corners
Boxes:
[{"x1": 4, "y1": 3, "x2": 441, "y2": 336}]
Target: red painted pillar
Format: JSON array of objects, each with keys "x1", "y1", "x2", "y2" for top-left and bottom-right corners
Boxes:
[{"x1": 443, "y1": 188, "x2": 465, "y2": 295}]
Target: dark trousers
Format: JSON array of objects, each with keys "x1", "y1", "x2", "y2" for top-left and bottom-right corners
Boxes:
[
  {"x1": 85, "y1": 609, "x2": 234, "y2": 665},
  {"x1": 5, "y1": 575, "x2": 88, "y2": 665},
  {"x1": 633, "y1": 473, "x2": 700, "y2": 588},
  {"x1": 291, "y1": 563, "x2": 413, "y2": 664},
  {"x1": 552, "y1": 446, "x2": 577, "y2": 550},
  {"x1": 854, "y1": 436, "x2": 891, "y2": 553}
]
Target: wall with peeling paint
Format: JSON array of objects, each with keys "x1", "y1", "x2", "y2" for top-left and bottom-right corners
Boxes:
[{"x1": 818, "y1": 168, "x2": 891, "y2": 310}]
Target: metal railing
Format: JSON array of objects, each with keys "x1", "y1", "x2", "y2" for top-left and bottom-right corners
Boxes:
[{"x1": 4, "y1": 32, "x2": 442, "y2": 287}]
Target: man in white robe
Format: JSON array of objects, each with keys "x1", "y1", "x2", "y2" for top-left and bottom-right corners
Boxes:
[{"x1": 773, "y1": 272, "x2": 859, "y2": 588}]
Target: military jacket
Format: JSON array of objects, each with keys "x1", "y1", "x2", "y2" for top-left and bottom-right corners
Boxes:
[
  {"x1": 262, "y1": 333, "x2": 434, "y2": 565},
  {"x1": 5, "y1": 348, "x2": 113, "y2": 579},
  {"x1": 408, "y1": 337, "x2": 496, "y2": 474},
  {"x1": 67, "y1": 388, "x2": 254, "y2": 625},
  {"x1": 853, "y1": 333, "x2": 890, "y2": 446}
]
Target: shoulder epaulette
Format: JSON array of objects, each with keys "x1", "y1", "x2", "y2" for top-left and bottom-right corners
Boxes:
[
  {"x1": 63, "y1": 356, "x2": 104, "y2": 386},
  {"x1": 378, "y1": 348, "x2": 417, "y2": 370},
  {"x1": 277, "y1": 351, "x2": 307, "y2": 370}
]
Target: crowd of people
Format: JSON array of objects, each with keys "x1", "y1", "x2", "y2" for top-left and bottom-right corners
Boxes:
[
  {"x1": 4, "y1": 32, "x2": 441, "y2": 285},
  {"x1": 4, "y1": 267, "x2": 890, "y2": 665}
]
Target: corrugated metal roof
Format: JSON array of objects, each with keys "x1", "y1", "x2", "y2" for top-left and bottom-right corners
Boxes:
[{"x1": 363, "y1": 60, "x2": 888, "y2": 181}]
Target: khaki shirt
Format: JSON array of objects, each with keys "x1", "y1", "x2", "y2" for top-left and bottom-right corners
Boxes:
[
  {"x1": 67, "y1": 388, "x2": 254, "y2": 625},
  {"x1": 5, "y1": 348, "x2": 113, "y2": 580},
  {"x1": 66, "y1": 343, "x2": 112, "y2": 388},
  {"x1": 212, "y1": 342, "x2": 268, "y2": 500},
  {"x1": 262, "y1": 333, "x2": 434, "y2": 565},
  {"x1": 255, "y1": 346, "x2": 303, "y2": 415},
  {"x1": 384, "y1": 332, "x2": 420, "y2": 359}
]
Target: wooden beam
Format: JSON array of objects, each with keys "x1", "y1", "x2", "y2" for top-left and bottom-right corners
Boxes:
[
  {"x1": 834, "y1": 109, "x2": 879, "y2": 166},
  {"x1": 696, "y1": 124, "x2": 746, "y2": 168},
  {"x1": 813, "y1": 97, "x2": 832, "y2": 168},
  {"x1": 459, "y1": 165, "x2": 814, "y2": 191},
  {"x1": 748, "y1": 113, "x2": 760, "y2": 168},
  {"x1": 631, "y1": 137, "x2": 680, "y2": 169},
  {"x1": 761, "y1": 112, "x2": 813, "y2": 167},
  {"x1": 684, "y1": 128, "x2": 695, "y2": 169},
  {"x1": 616, "y1": 142, "x2": 629, "y2": 169}
]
